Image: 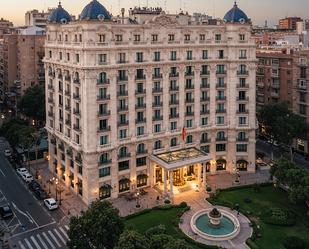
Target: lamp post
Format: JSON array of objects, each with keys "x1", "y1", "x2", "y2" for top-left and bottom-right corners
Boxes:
[{"x1": 55, "y1": 179, "x2": 58, "y2": 201}]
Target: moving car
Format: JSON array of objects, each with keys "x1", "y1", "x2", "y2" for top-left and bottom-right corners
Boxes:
[
  {"x1": 4, "y1": 149, "x2": 11, "y2": 157},
  {"x1": 0, "y1": 205, "x2": 13, "y2": 219},
  {"x1": 43, "y1": 198, "x2": 58, "y2": 210},
  {"x1": 34, "y1": 189, "x2": 48, "y2": 200},
  {"x1": 21, "y1": 173, "x2": 33, "y2": 183},
  {"x1": 16, "y1": 167, "x2": 28, "y2": 176}
]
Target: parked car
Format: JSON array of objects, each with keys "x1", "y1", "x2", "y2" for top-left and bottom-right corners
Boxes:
[
  {"x1": 34, "y1": 189, "x2": 48, "y2": 200},
  {"x1": 4, "y1": 149, "x2": 11, "y2": 157},
  {"x1": 21, "y1": 173, "x2": 33, "y2": 183},
  {"x1": 16, "y1": 168, "x2": 28, "y2": 176},
  {"x1": 0, "y1": 205, "x2": 13, "y2": 219},
  {"x1": 43, "y1": 198, "x2": 58, "y2": 210},
  {"x1": 28, "y1": 180, "x2": 41, "y2": 192}
]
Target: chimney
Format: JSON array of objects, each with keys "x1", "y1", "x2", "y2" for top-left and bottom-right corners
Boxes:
[{"x1": 121, "y1": 8, "x2": 125, "y2": 24}]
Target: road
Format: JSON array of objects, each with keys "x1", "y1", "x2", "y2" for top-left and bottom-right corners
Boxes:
[
  {"x1": 0, "y1": 137, "x2": 69, "y2": 249},
  {"x1": 256, "y1": 139, "x2": 309, "y2": 169}
]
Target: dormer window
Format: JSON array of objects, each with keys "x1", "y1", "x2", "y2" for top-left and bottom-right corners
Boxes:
[{"x1": 99, "y1": 34, "x2": 105, "y2": 42}]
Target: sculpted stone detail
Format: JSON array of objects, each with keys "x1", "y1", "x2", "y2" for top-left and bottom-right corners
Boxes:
[{"x1": 148, "y1": 14, "x2": 179, "y2": 27}]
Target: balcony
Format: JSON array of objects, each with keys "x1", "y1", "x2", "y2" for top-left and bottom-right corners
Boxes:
[
  {"x1": 97, "y1": 110, "x2": 111, "y2": 117},
  {"x1": 97, "y1": 79, "x2": 110, "y2": 85},
  {"x1": 216, "y1": 84, "x2": 226, "y2": 88},
  {"x1": 136, "y1": 149, "x2": 148, "y2": 155},
  {"x1": 216, "y1": 96, "x2": 226, "y2": 101},
  {"x1": 152, "y1": 74, "x2": 163, "y2": 79},
  {"x1": 73, "y1": 125, "x2": 81, "y2": 132},
  {"x1": 97, "y1": 95, "x2": 110, "y2": 101},
  {"x1": 97, "y1": 126, "x2": 111, "y2": 132},
  {"x1": 152, "y1": 102, "x2": 163, "y2": 107},
  {"x1": 117, "y1": 91, "x2": 128, "y2": 97},
  {"x1": 98, "y1": 159, "x2": 112, "y2": 166},
  {"x1": 237, "y1": 71, "x2": 249, "y2": 76},
  {"x1": 200, "y1": 71, "x2": 210, "y2": 76},
  {"x1": 73, "y1": 109, "x2": 81, "y2": 116},
  {"x1": 64, "y1": 75, "x2": 71, "y2": 81},
  {"x1": 135, "y1": 103, "x2": 146, "y2": 109},
  {"x1": 185, "y1": 98, "x2": 194, "y2": 103},
  {"x1": 152, "y1": 88, "x2": 163, "y2": 93},
  {"x1": 73, "y1": 78, "x2": 80, "y2": 84},
  {"x1": 236, "y1": 109, "x2": 249, "y2": 114},
  {"x1": 48, "y1": 97, "x2": 54, "y2": 104},
  {"x1": 65, "y1": 90, "x2": 71, "y2": 97},
  {"x1": 153, "y1": 116, "x2": 163, "y2": 121},
  {"x1": 200, "y1": 83, "x2": 210, "y2": 89},
  {"x1": 118, "y1": 153, "x2": 131, "y2": 159},
  {"x1": 58, "y1": 74, "x2": 63, "y2": 79},
  {"x1": 200, "y1": 110, "x2": 210, "y2": 115},
  {"x1": 169, "y1": 100, "x2": 179, "y2": 105},
  {"x1": 135, "y1": 118, "x2": 146, "y2": 124},
  {"x1": 65, "y1": 119, "x2": 71, "y2": 126},
  {"x1": 135, "y1": 75, "x2": 146, "y2": 81},
  {"x1": 117, "y1": 106, "x2": 128, "y2": 112},
  {"x1": 200, "y1": 97, "x2": 210, "y2": 102},
  {"x1": 216, "y1": 109, "x2": 226, "y2": 113},
  {"x1": 236, "y1": 97, "x2": 249, "y2": 101},
  {"x1": 169, "y1": 86, "x2": 179, "y2": 92},
  {"x1": 185, "y1": 72, "x2": 194, "y2": 77},
  {"x1": 216, "y1": 137, "x2": 227, "y2": 142},
  {"x1": 118, "y1": 121, "x2": 129, "y2": 127},
  {"x1": 185, "y1": 85, "x2": 194, "y2": 90},
  {"x1": 236, "y1": 137, "x2": 249, "y2": 142},
  {"x1": 236, "y1": 84, "x2": 249, "y2": 89},
  {"x1": 185, "y1": 112, "x2": 194, "y2": 117},
  {"x1": 73, "y1": 93, "x2": 80, "y2": 101},
  {"x1": 216, "y1": 70, "x2": 227, "y2": 75},
  {"x1": 117, "y1": 76, "x2": 128, "y2": 82},
  {"x1": 48, "y1": 85, "x2": 54, "y2": 91},
  {"x1": 65, "y1": 105, "x2": 71, "y2": 111},
  {"x1": 135, "y1": 89, "x2": 146, "y2": 95},
  {"x1": 169, "y1": 73, "x2": 179, "y2": 78},
  {"x1": 200, "y1": 138, "x2": 211, "y2": 144},
  {"x1": 48, "y1": 71, "x2": 55, "y2": 78},
  {"x1": 48, "y1": 111, "x2": 54, "y2": 117},
  {"x1": 169, "y1": 114, "x2": 179, "y2": 119}
]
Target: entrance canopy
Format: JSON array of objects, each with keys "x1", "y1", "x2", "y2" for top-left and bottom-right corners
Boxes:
[{"x1": 150, "y1": 147, "x2": 211, "y2": 170}]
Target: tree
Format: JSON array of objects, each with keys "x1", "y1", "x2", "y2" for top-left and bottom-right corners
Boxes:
[
  {"x1": 150, "y1": 234, "x2": 174, "y2": 249},
  {"x1": 164, "y1": 239, "x2": 192, "y2": 249},
  {"x1": 258, "y1": 103, "x2": 307, "y2": 161},
  {"x1": 18, "y1": 85, "x2": 45, "y2": 122},
  {"x1": 67, "y1": 200, "x2": 124, "y2": 249},
  {"x1": 115, "y1": 230, "x2": 150, "y2": 249},
  {"x1": 18, "y1": 126, "x2": 35, "y2": 170}
]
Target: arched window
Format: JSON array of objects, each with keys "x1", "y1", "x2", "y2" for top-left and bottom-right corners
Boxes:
[
  {"x1": 201, "y1": 133, "x2": 209, "y2": 143},
  {"x1": 119, "y1": 178, "x2": 130, "y2": 192},
  {"x1": 99, "y1": 183, "x2": 112, "y2": 199},
  {"x1": 137, "y1": 174, "x2": 148, "y2": 187},
  {"x1": 99, "y1": 153, "x2": 110, "y2": 164},
  {"x1": 216, "y1": 159, "x2": 227, "y2": 171},
  {"x1": 236, "y1": 160, "x2": 248, "y2": 171},
  {"x1": 137, "y1": 143, "x2": 146, "y2": 154},
  {"x1": 237, "y1": 132, "x2": 247, "y2": 141},
  {"x1": 170, "y1": 137, "x2": 177, "y2": 147},
  {"x1": 98, "y1": 72, "x2": 107, "y2": 84},
  {"x1": 216, "y1": 131, "x2": 226, "y2": 141},
  {"x1": 119, "y1": 146, "x2": 128, "y2": 158},
  {"x1": 186, "y1": 135, "x2": 193, "y2": 144},
  {"x1": 154, "y1": 140, "x2": 162, "y2": 150}
]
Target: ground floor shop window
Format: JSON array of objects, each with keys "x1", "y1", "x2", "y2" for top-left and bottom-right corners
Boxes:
[
  {"x1": 216, "y1": 159, "x2": 227, "y2": 171},
  {"x1": 119, "y1": 178, "x2": 130, "y2": 192},
  {"x1": 137, "y1": 174, "x2": 147, "y2": 187},
  {"x1": 99, "y1": 184, "x2": 112, "y2": 199},
  {"x1": 236, "y1": 160, "x2": 248, "y2": 171}
]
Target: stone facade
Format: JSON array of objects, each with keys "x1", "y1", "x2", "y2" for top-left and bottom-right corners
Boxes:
[{"x1": 44, "y1": 11, "x2": 257, "y2": 205}]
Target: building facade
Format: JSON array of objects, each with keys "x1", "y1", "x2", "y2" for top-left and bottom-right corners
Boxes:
[
  {"x1": 279, "y1": 17, "x2": 303, "y2": 30},
  {"x1": 25, "y1": 9, "x2": 54, "y2": 29},
  {"x1": 0, "y1": 18, "x2": 13, "y2": 38},
  {"x1": 44, "y1": 1, "x2": 257, "y2": 205}
]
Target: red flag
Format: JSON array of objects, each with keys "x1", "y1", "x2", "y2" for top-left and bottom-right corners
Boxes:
[{"x1": 182, "y1": 127, "x2": 186, "y2": 141}]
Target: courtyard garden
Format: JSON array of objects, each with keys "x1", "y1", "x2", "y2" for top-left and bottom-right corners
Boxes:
[{"x1": 208, "y1": 184, "x2": 309, "y2": 249}]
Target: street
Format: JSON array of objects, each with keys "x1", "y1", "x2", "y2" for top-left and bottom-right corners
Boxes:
[
  {"x1": 256, "y1": 139, "x2": 309, "y2": 170},
  {"x1": 0, "y1": 137, "x2": 69, "y2": 249}
]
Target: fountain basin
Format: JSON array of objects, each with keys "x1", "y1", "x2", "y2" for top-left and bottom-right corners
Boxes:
[{"x1": 190, "y1": 208, "x2": 240, "y2": 241}]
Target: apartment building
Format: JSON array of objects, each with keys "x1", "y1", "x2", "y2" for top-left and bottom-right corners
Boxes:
[{"x1": 279, "y1": 17, "x2": 303, "y2": 30}]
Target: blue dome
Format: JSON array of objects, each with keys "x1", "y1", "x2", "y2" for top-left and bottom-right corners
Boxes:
[
  {"x1": 80, "y1": 0, "x2": 111, "y2": 21},
  {"x1": 47, "y1": 2, "x2": 72, "y2": 24},
  {"x1": 223, "y1": 2, "x2": 249, "y2": 23}
]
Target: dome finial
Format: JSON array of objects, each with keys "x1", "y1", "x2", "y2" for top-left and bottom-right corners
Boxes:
[
  {"x1": 58, "y1": 1, "x2": 61, "y2": 7},
  {"x1": 234, "y1": 1, "x2": 237, "y2": 7}
]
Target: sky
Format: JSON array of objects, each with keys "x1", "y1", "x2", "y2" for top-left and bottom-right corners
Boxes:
[{"x1": 0, "y1": 0, "x2": 309, "y2": 27}]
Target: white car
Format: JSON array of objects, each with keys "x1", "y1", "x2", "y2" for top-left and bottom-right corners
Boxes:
[
  {"x1": 16, "y1": 168, "x2": 29, "y2": 176},
  {"x1": 21, "y1": 173, "x2": 33, "y2": 183},
  {"x1": 4, "y1": 149, "x2": 11, "y2": 157},
  {"x1": 43, "y1": 198, "x2": 58, "y2": 211}
]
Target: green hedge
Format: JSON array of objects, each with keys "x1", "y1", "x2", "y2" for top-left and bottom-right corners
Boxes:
[
  {"x1": 124, "y1": 208, "x2": 151, "y2": 220},
  {"x1": 262, "y1": 208, "x2": 296, "y2": 226},
  {"x1": 246, "y1": 239, "x2": 260, "y2": 249}
]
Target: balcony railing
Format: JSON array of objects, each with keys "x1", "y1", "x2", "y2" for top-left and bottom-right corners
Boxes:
[
  {"x1": 135, "y1": 118, "x2": 146, "y2": 124},
  {"x1": 237, "y1": 70, "x2": 249, "y2": 76},
  {"x1": 97, "y1": 126, "x2": 111, "y2": 132},
  {"x1": 118, "y1": 121, "x2": 129, "y2": 126},
  {"x1": 152, "y1": 88, "x2": 163, "y2": 93},
  {"x1": 153, "y1": 116, "x2": 163, "y2": 121},
  {"x1": 135, "y1": 103, "x2": 146, "y2": 109},
  {"x1": 169, "y1": 86, "x2": 179, "y2": 91},
  {"x1": 117, "y1": 106, "x2": 128, "y2": 112},
  {"x1": 216, "y1": 137, "x2": 227, "y2": 142},
  {"x1": 152, "y1": 74, "x2": 163, "y2": 79},
  {"x1": 169, "y1": 114, "x2": 179, "y2": 119},
  {"x1": 216, "y1": 84, "x2": 226, "y2": 88},
  {"x1": 216, "y1": 109, "x2": 226, "y2": 113},
  {"x1": 135, "y1": 89, "x2": 146, "y2": 95},
  {"x1": 169, "y1": 73, "x2": 179, "y2": 78},
  {"x1": 97, "y1": 95, "x2": 111, "y2": 101},
  {"x1": 236, "y1": 97, "x2": 249, "y2": 101},
  {"x1": 117, "y1": 91, "x2": 128, "y2": 97},
  {"x1": 73, "y1": 93, "x2": 80, "y2": 100},
  {"x1": 200, "y1": 110, "x2": 210, "y2": 115},
  {"x1": 97, "y1": 110, "x2": 111, "y2": 117},
  {"x1": 97, "y1": 79, "x2": 110, "y2": 85},
  {"x1": 152, "y1": 102, "x2": 163, "y2": 107},
  {"x1": 216, "y1": 70, "x2": 227, "y2": 75},
  {"x1": 117, "y1": 76, "x2": 128, "y2": 82}
]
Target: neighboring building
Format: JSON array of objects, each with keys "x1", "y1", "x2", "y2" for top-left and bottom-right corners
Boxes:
[
  {"x1": 256, "y1": 49, "x2": 298, "y2": 111},
  {"x1": 0, "y1": 26, "x2": 45, "y2": 107},
  {"x1": 279, "y1": 17, "x2": 303, "y2": 30},
  {"x1": 45, "y1": 1, "x2": 257, "y2": 205},
  {"x1": 253, "y1": 29, "x2": 298, "y2": 47},
  {"x1": 25, "y1": 9, "x2": 54, "y2": 29},
  {"x1": 0, "y1": 18, "x2": 13, "y2": 38}
]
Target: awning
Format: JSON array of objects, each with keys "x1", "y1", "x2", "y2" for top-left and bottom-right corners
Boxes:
[{"x1": 149, "y1": 147, "x2": 211, "y2": 170}]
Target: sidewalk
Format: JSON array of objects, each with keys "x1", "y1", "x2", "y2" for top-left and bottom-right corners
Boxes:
[{"x1": 29, "y1": 162, "x2": 87, "y2": 218}]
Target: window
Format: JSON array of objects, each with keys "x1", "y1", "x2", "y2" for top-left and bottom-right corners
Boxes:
[
  {"x1": 170, "y1": 121, "x2": 177, "y2": 130},
  {"x1": 100, "y1": 135, "x2": 108, "y2": 145},
  {"x1": 99, "y1": 54, "x2": 107, "y2": 64},
  {"x1": 184, "y1": 34, "x2": 190, "y2": 41},
  {"x1": 200, "y1": 146, "x2": 209, "y2": 153},
  {"x1": 216, "y1": 116, "x2": 224, "y2": 125},
  {"x1": 186, "y1": 119, "x2": 193, "y2": 128},
  {"x1": 239, "y1": 117, "x2": 247, "y2": 125},
  {"x1": 115, "y1": 34, "x2": 123, "y2": 42},
  {"x1": 215, "y1": 34, "x2": 222, "y2": 42},
  {"x1": 137, "y1": 174, "x2": 147, "y2": 187},
  {"x1": 216, "y1": 65, "x2": 225, "y2": 74},
  {"x1": 49, "y1": 51, "x2": 52, "y2": 58},
  {"x1": 134, "y1": 34, "x2": 140, "y2": 42},
  {"x1": 118, "y1": 161, "x2": 129, "y2": 171},
  {"x1": 202, "y1": 50, "x2": 208, "y2": 59},
  {"x1": 152, "y1": 34, "x2": 158, "y2": 42},
  {"x1": 154, "y1": 52, "x2": 160, "y2": 61},
  {"x1": 201, "y1": 117, "x2": 208, "y2": 126},
  {"x1": 137, "y1": 143, "x2": 146, "y2": 154},
  {"x1": 99, "y1": 184, "x2": 111, "y2": 199},
  {"x1": 154, "y1": 124, "x2": 161, "y2": 133},
  {"x1": 99, "y1": 167, "x2": 110, "y2": 178},
  {"x1": 236, "y1": 144, "x2": 247, "y2": 152},
  {"x1": 186, "y1": 135, "x2": 193, "y2": 144},
  {"x1": 119, "y1": 129, "x2": 127, "y2": 139},
  {"x1": 168, "y1": 34, "x2": 175, "y2": 41},
  {"x1": 218, "y1": 50, "x2": 224, "y2": 59},
  {"x1": 76, "y1": 54, "x2": 80, "y2": 63},
  {"x1": 216, "y1": 144, "x2": 226, "y2": 152},
  {"x1": 170, "y1": 138, "x2": 177, "y2": 147},
  {"x1": 137, "y1": 126, "x2": 144, "y2": 136},
  {"x1": 200, "y1": 34, "x2": 205, "y2": 41},
  {"x1": 216, "y1": 131, "x2": 226, "y2": 141},
  {"x1": 136, "y1": 52, "x2": 143, "y2": 62},
  {"x1": 201, "y1": 133, "x2": 209, "y2": 143},
  {"x1": 239, "y1": 50, "x2": 247, "y2": 59},
  {"x1": 170, "y1": 51, "x2": 177, "y2": 61},
  {"x1": 237, "y1": 132, "x2": 247, "y2": 141},
  {"x1": 136, "y1": 157, "x2": 147, "y2": 167},
  {"x1": 67, "y1": 53, "x2": 70, "y2": 61},
  {"x1": 98, "y1": 34, "x2": 105, "y2": 42},
  {"x1": 99, "y1": 153, "x2": 110, "y2": 164},
  {"x1": 119, "y1": 178, "x2": 130, "y2": 192},
  {"x1": 186, "y1": 51, "x2": 193, "y2": 60},
  {"x1": 239, "y1": 34, "x2": 245, "y2": 41},
  {"x1": 154, "y1": 140, "x2": 162, "y2": 150}
]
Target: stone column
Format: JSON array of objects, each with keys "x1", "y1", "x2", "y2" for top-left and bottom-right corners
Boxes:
[
  {"x1": 163, "y1": 169, "x2": 167, "y2": 196},
  {"x1": 202, "y1": 163, "x2": 207, "y2": 187},
  {"x1": 169, "y1": 170, "x2": 174, "y2": 198},
  {"x1": 197, "y1": 164, "x2": 202, "y2": 188}
]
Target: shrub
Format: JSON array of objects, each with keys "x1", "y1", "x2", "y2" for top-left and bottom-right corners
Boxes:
[
  {"x1": 244, "y1": 197, "x2": 252, "y2": 204},
  {"x1": 246, "y1": 239, "x2": 260, "y2": 249},
  {"x1": 164, "y1": 199, "x2": 171, "y2": 204},
  {"x1": 283, "y1": 236, "x2": 305, "y2": 249},
  {"x1": 262, "y1": 208, "x2": 296, "y2": 226},
  {"x1": 206, "y1": 186, "x2": 212, "y2": 192},
  {"x1": 177, "y1": 202, "x2": 188, "y2": 208},
  {"x1": 153, "y1": 204, "x2": 173, "y2": 210},
  {"x1": 145, "y1": 225, "x2": 166, "y2": 238}
]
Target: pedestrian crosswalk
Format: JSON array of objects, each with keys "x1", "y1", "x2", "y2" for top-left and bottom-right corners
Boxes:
[{"x1": 16, "y1": 225, "x2": 69, "y2": 249}]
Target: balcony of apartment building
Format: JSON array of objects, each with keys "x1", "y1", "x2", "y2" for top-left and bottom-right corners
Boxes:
[
  {"x1": 216, "y1": 83, "x2": 226, "y2": 89},
  {"x1": 152, "y1": 73, "x2": 163, "y2": 79},
  {"x1": 73, "y1": 124, "x2": 81, "y2": 132},
  {"x1": 185, "y1": 71, "x2": 194, "y2": 77},
  {"x1": 236, "y1": 96, "x2": 249, "y2": 102},
  {"x1": 237, "y1": 83, "x2": 249, "y2": 89},
  {"x1": 73, "y1": 108, "x2": 81, "y2": 117},
  {"x1": 117, "y1": 105, "x2": 128, "y2": 112},
  {"x1": 153, "y1": 115, "x2": 163, "y2": 121},
  {"x1": 185, "y1": 111, "x2": 194, "y2": 117},
  {"x1": 135, "y1": 118, "x2": 146, "y2": 124},
  {"x1": 169, "y1": 113, "x2": 179, "y2": 119},
  {"x1": 135, "y1": 74, "x2": 146, "y2": 81},
  {"x1": 152, "y1": 101, "x2": 163, "y2": 107},
  {"x1": 169, "y1": 85, "x2": 179, "y2": 92},
  {"x1": 271, "y1": 91, "x2": 279, "y2": 98},
  {"x1": 185, "y1": 84, "x2": 194, "y2": 90},
  {"x1": 117, "y1": 90, "x2": 128, "y2": 97},
  {"x1": 236, "y1": 109, "x2": 249, "y2": 114},
  {"x1": 118, "y1": 120, "x2": 129, "y2": 127},
  {"x1": 200, "y1": 82, "x2": 210, "y2": 89},
  {"x1": 169, "y1": 100, "x2": 179, "y2": 106},
  {"x1": 97, "y1": 125, "x2": 111, "y2": 133},
  {"x1": 135, "y1": 103, "x2": 146, "y2": 110},
  {"x1": 185, "y1": 98, "x2": 194, "y2": 103},
  {"x1": 237, "y1": 70, "x2": 249, "y2": 76},
  {"x1": 216, "y1": 96, "x2": 226, "y2": 101},
  {"x1": 97, "y1": 110, "x2": 110, "y2": 117},
  {"x1": 169, "y1": 72, "x2": 179, "y2": 79},
  {"x1": 200, "y1": 70, "x2": 210, "y2": 76},
  {"x1": 216, "y1": 109, "x2": 226, "y2": 114},
  {"x1": 117, "y1": 76, "x2": 128, "y2": 82},
  {"x1": 152, "y1": 87, "x2": 163, "y2": 93},
  {"x1": 200, "y1": 109, "x2": 210, "y2": 115},
  {"x1": 298, "y1": 79, "x2": 307, "y2": 91},
  {"x1": 73, "y1": 93, "x2": 81, "y2": 101},
  {"x1": 135, "y1": 88, "x2": 146, "y2": 95},
  {"x1": 97, "y1": 78, "x2": 110, "y2": 85}
]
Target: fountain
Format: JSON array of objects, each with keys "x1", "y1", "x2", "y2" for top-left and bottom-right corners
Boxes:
[{"x1": 190, "y1": 208, "x2": 240, "y2": 241}]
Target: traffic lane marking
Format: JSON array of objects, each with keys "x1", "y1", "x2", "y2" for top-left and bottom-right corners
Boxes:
[
  {"x1": 8, "y1": 221, "x2": 56, "y2": 239},
  {"x1": 0, "y1": 168, "x2": 5, "y2": 176}
]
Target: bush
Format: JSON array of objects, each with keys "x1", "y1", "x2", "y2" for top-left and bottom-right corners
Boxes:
[
  {"x1": 145, "y1": 225, "x2": 166, "y2": 238},
  {"x1": 164, "y1": 199, "x2": 171, "y2": 204},
  {"x1": 177, "y1": 202, "x2": 188, "y2": 208},
  {"x1": 262, "y1": 208, "x2": 296, "y2": 226},
  {"x1": 153, "y1": 204, "x2": 173, "y2": 210},
  {"x1": 206, "y1": 186, "x2": 212, "y2": 192},
  {"x1": 246, "y1": 239, "x2": 260, "y2": 249},
  {"x1": 283, "y1": 236, "x2": 305, "y2": 249},
  {"x1": 125, "y1": 209, "x2": 151, "y2": 220}
]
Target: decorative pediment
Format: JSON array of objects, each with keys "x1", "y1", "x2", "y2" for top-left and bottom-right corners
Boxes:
[{"x1": 148, "y1": 14, "x2": 179, "y2": 27}]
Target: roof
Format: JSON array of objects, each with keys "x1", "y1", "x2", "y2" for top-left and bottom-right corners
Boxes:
[
  {"x1": 80, "y1": 0, "x2": 111, "y2": 21},
  {"x1": 47, "y1": 2, "x2": 72, "y2": 24},
  {"x1": 150, "y1": 147, "x2": 211, "y2": 170},
  {"x1": 223, "y1": 2, "x2": 249, "y2": 24}
]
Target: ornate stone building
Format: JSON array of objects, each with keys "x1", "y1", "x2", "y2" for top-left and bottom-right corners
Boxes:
[{"x1": 44, "y1": 1, "x2": 257, "y2": 205}]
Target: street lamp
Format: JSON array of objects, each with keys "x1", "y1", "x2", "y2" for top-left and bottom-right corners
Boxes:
[{"x1": 55, "y1": 179, "x2": 59, "y2": 201}]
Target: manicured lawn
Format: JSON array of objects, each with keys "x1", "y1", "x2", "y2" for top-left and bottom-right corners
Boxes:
[{"x1": 209, "y1": 185, "x2": 309, "y2": 249}]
